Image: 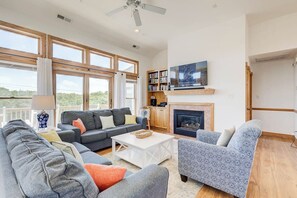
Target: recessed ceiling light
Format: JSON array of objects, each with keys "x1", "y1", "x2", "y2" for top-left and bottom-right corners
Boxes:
[{"x1": 134, "y1": 29, "x2": 140, "y2": 33}]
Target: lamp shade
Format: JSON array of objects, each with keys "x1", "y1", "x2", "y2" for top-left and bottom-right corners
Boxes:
[{"x1": 31, "y1": 95, "x2": 55, "y2": 110}]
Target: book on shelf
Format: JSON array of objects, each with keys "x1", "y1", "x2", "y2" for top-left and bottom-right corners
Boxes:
[{"x1": 149, "y1": 72, "x2": 158, "y2": 79}]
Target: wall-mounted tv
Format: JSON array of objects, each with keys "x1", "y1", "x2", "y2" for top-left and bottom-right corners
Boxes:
[{"x1": 170, "y1": 61, "x2": 208, "y2": 90}]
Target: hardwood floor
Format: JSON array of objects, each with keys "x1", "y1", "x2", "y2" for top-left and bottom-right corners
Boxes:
[{"x1": 97, "y1": 129, "x2": 297, "y2": 198}]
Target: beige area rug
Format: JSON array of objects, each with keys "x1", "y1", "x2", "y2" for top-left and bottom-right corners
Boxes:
[{"x1": 103, "y1": 140, "x2": 203, "y2": 198}]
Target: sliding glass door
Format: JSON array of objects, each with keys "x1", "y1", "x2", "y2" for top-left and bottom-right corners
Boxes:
[
  {"x1": 89, "y1": 77, "x2": 111, "y2": 110},
  {"x1": 55, "y1": 72, "x2": 112, "y2": 124},
  {"x1": 55, "y1": 73, "x2": 84, "y2": 123}
]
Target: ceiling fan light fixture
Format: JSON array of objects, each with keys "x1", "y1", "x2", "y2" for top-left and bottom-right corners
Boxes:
[{"x1": 134, "y1": 29, "x2": 140, "y2": 33}]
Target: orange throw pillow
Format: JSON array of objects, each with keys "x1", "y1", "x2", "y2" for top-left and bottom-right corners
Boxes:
[
  {"x1": 72, "y1": 118, "x2": 86, "y2": 134},
  {"x1": 84, "y1": 164, "x2": 126, "y2": 191}
]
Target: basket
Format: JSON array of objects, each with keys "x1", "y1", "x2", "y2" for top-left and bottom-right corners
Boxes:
[{"x1": 131, "y1": 130, "x2": 153, "y2": 139}]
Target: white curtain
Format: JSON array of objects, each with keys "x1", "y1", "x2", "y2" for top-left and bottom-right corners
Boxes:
[
  {"x1": 136, "y1": 76, "x2": 143, "y2": 116},
  {"x1": 114, "y1": 72, "x2": 126, "y2": 108},
  {"x1": 36, "y1": 57, "x2": 54, "y2": 127}
]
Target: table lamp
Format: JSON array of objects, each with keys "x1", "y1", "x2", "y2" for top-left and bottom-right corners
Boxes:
[{"x1": 31, "y1": 95, "x2": 55, "y2": 129}]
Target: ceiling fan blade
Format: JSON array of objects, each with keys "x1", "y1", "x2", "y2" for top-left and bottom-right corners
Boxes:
[
  {"x1": 141, "y1": 4, "x2": 166, "y2": 15},
  {"x1": 106, "y1": 5, "x2": 128, "y2": 16},
  {"x1": 133, "y1": 9, "x2": 142, "y2": 26}
]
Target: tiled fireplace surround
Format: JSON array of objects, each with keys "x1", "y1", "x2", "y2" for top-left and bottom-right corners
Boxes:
[{"x1": 169, "y1": 103, "x2": 214, "y2": 133}]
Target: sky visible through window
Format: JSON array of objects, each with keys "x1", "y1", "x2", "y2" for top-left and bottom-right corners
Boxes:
[
  {"x1": 0, "y1": 66, "x2": 37, "y2": 93},
  {"x1": 90, "y1": 53, "x2": 111, "y2": 68},
  {"x1": 53, "y1": 43, "x2": 83, "y2": 63},
  {"x1": 0, "y1": 29, "x2": 38, "y2": 54},
  {"x1": 119, "y1": 60, "x2": 135, "y2": 73}
]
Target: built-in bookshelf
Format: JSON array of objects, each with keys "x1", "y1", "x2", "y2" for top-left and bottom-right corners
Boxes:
[{"x1": 147, "y1": 69, "x2": 168, "y2": 106}]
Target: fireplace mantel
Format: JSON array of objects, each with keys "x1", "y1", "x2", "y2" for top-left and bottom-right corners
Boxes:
[{"x1": 168, "y1": 103, "x2": 214, "y2": 133}]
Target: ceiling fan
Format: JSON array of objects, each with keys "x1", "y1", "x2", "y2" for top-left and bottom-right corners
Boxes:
[{"x1": 106, "y1": 0, "x2": 167, "y2": 26}]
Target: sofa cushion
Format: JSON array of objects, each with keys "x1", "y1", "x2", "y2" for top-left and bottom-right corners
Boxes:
[
  {"x1": 105, "y1": 126, "x2": 127, "y2": 138},
  {"x1": 3, "y1": 120, "x2": 99, "y2": 198},
  {"x1": 93, "y1": 110, "x2": 113, "y2": 129},
  {"x1": 81, "y1": 130, "x2": 107, "y2": 144},
  {"x1": 72, "y1": 142, "x2": 91, "y2": 153},
  {"x1": 61, "y1": 111, "x2": 96, "y2": 131},
  {"x1": 112, "y1": 108, "x2": 132, "y2": 126},
  {"x1": 228, "y1": 120, "x2": 262, "y2": 158},
  {"x1": 125, "y1": 124, "x2": 142, "y2": 132},
  {"x1": 81, "y1": 151, "x2": 112, "y2": 165}
]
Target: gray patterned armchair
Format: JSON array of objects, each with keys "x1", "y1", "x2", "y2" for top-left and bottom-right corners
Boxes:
[{"x1": 178, "y1": 120, "x2": 262, "y2": 198}]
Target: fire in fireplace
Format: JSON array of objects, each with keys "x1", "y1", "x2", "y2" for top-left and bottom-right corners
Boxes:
[{"x1": 174, "y1": 109, "x2": 204, "y2": 137}]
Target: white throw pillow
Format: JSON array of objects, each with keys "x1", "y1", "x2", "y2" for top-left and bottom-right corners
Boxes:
[
  {"x1": 51, "y1": 141, "x2": 84, "y2": 164},
  {"x1": 100, "y1": 115, "x2": 116, "y2": 129},
  {"x1": 216, "y1": 127, "x2": 236, "y2": 146}
]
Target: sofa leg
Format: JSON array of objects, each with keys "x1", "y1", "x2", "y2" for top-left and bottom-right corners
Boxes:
[{"x1": 180, "y1": 174, "x2": 188, "y2": 182}]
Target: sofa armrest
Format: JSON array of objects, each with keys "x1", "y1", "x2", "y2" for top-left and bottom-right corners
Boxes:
[
  {"x1": 57, "y1": 130, "x2": 75, "y2": 143},
  {"x1": 136, "y1": 117, "x2": 147, "y2": 129},
  {"x1": 196, "y1": 130, "x2": 221, "y2": 145},
  {"x1": 178, "y1": 139, "x2": 251, "y2": 197},
  {"x1": 98, "y1": 164, "x2": 169, "y2": 198},
  {"x1": 57, "y1": 123, "x2": 81, "y2": 143}
]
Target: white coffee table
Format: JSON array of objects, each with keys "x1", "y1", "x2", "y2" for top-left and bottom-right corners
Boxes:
[{"x1": 111, "y1": 132, "x2": 174, "y2": 168}]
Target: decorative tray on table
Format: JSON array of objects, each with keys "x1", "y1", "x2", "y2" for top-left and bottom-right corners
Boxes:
[{"x1": 131, "y1": 129, "x2": 153, "y2": 139}]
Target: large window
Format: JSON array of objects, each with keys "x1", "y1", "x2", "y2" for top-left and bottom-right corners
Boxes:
[
  {"x1": 90, "y1": 52, "x2": 112, "y2": 69},
  {"x1": 89, "y1": 77, "x2": 110, "y2": 110},
  {"x1": 53, "y1": 43, "x2": 83, "y2": 63},
  {"x1": 0, "y1": 64, "x2": 37, "y2": 127},
  {"x1": 0, "y1": 29, "x2": 39, "y2": 54},
  {"x1": 126, "y1": 81, "x2": 136, "y2": 115},
  {"x1": 55, "y1": 74, "x2": 84, "y2": 123},
  {"x1": 118, "y1": 59, "x2": 137, "y2": 74}
]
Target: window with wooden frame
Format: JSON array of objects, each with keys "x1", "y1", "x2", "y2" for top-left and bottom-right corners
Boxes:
[
  {"x1": 118, "y1": 57, "x2": 138, "y2": 74},
  {"x1": 125, "y1": 80, "x2": 137, "y2": 115},
  {"x1": 0, "y1": 21, "x2": 46, "y2": 64},
  {"x1": 90, "y1": 50, "x2": 113, "y2": 70},
  {"x1": 0, "y1": 63, "x2": 37, "y2": 127}
]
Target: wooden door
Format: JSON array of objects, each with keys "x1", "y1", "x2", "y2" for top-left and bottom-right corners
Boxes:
[
  {"x1": 246, "y1": 64, "x2": 253, "y2": 121},
  {"x1": 155, "y1": 108, "x2": 168, "y2": 129},
  {"x1": 150, "y1": 107, "x2": 156, "y2": 126}
]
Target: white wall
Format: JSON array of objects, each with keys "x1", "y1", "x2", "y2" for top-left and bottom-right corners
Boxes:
[
  {"x1": 150, "y1": 49, "x2": 168, "y2": 70},
  {"x1": 249, "y1": 12, "x2": 297, "y2": 56},
  {"x1": 0, "y1": 5, "x2": 151, "y2": 106},
  {"x1": 168, "y1": 16, "x2": 247, "y2": 131},
  {"x1": 252, "y1": 59, "x2": 295, "y2": 134}
]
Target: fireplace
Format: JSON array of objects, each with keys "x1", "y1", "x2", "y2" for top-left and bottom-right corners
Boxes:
[{"x1": 174, "y1": 109, "x2": 204, "y2": 137}]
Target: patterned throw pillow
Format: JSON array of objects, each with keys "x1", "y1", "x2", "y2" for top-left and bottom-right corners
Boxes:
[
  {"x1": 100, "y1": 116, "x2": 116, "y2": 129},
  {"x1": 216, "y1": 126, "x2": 236, "y2": 146},
  {"x1": 84, "y1": 164, "x2": 126, "y2": 191},
  {"x1": 51, "y1": 141, "x2": 84, "y2": 164},
  {"x1": 125, "y1": 115, "x2": 137, "y2": 125}
]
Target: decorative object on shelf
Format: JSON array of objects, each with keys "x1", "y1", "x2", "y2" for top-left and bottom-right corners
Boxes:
[
  {"x1": 291, "y1": 131, "x2": 297, "y2": 148},
  {"x1": 131, "y1": 129, "x2": 153, "y2": 139},
  {"x1": 31, "y1": 95, "x2": 55, "y2": 129}
]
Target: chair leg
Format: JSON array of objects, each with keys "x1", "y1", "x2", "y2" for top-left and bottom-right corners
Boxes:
[{"x1": 180, "y1": 174, "x2": 188, "y2": 182}]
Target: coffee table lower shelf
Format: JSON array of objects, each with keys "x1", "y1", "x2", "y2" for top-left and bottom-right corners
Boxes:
[{"x1": 114, "y1": 147, "x2": 172, "y2": 168}]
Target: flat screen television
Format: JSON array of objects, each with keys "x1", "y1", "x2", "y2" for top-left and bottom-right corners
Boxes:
[{"x1": 170, "y1": 61, "x2": 208, "y2": 90}]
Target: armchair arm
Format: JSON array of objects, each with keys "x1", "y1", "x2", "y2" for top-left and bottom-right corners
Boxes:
[
  {"x1": 196, "y1": 130, "x2": 221, "y2": 145},
  {"x1": 98, "y1": 164, "x2": 169, "y2": 198},
  {"x1": 178, "y1": 139, "x2": 252, "y2": 198},
  {"x1": 57, "y1": 130, "x2": 75, "y2": 143},
  {"x1": 136, "y1": 117, "x2": 147, "y2": 129},
  {"x1": 57, "y1": 123, "x2": 81, "y2": 143}
]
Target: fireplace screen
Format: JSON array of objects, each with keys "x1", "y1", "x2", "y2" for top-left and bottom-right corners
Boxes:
[{"x1": 174, "y1": 110, "x2": 204, "y2": 137}]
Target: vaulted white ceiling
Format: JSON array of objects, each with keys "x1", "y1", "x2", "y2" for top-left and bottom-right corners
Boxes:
[{"x1": 1, "y1": 0, "x2": 297, "y2": 57}]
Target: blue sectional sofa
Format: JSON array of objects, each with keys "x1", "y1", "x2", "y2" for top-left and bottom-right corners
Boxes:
[
  {"x1": 58, "y1": 107, "x2": 147, "y2": 151},
  {"x1": 0, "y1": 120, "x2": 169, "y2": 198}
]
